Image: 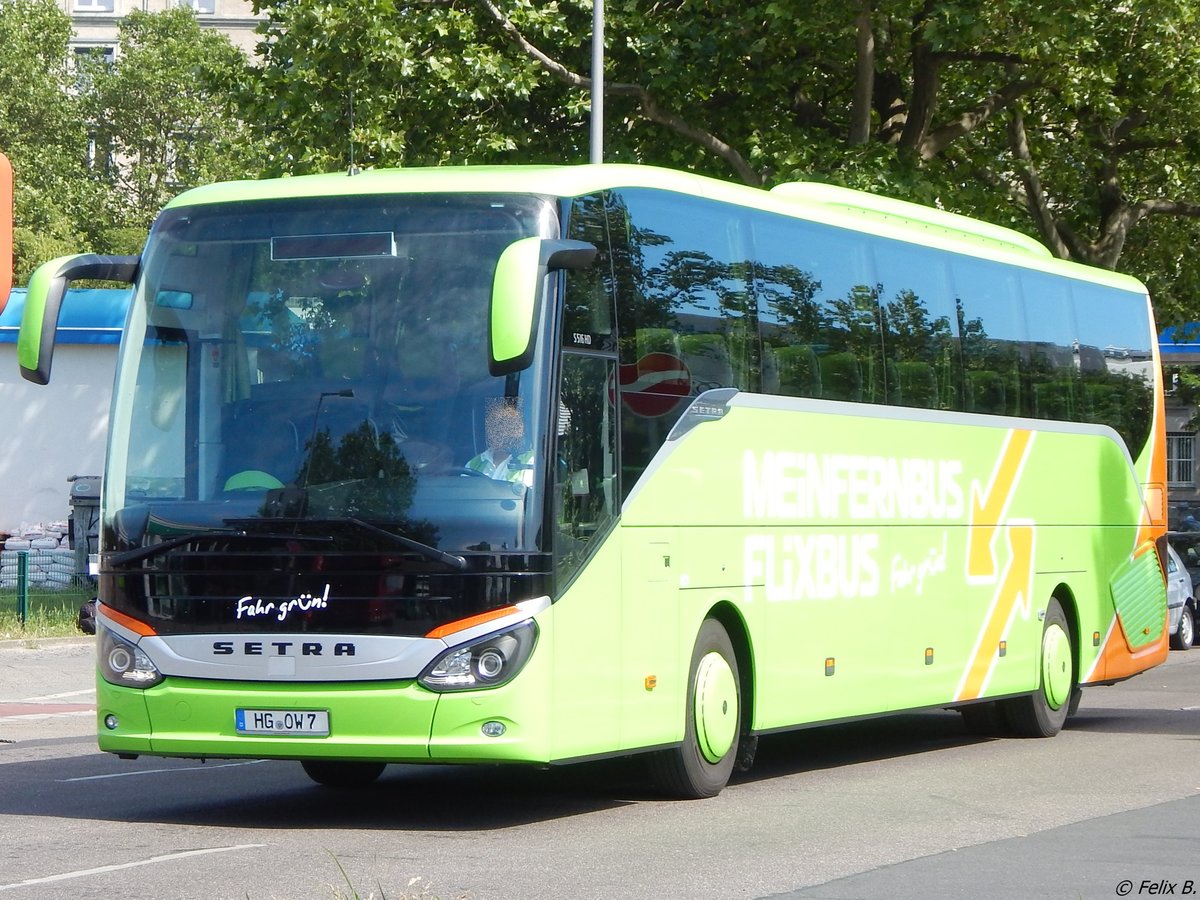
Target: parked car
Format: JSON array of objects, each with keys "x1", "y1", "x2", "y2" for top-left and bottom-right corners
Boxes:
[{"x1": 1166, "y1": 544, "x2": 1195, "y2": 650}]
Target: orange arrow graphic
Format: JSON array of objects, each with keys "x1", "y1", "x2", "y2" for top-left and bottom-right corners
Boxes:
[
  {"x1": 967, "y1": 429, "x2": 1034, "y2": 580},
  {"x1": 958, "y1": 523, "x2": 1035, "y2": 701}
]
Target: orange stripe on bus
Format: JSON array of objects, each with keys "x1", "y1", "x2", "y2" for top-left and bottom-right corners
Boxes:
[
  {"x1": 958, "y1": 524, "x2": 1035, "y2": 701},
  {"x1": 426, "y1": 605, "x2": 521, "y2": 640},
  {"x1": 966, "y1": 429, "x2": 1034, "y2": 580},
  {"x1": 97, "y1": 603, "x2": 157, "y2": 637}
]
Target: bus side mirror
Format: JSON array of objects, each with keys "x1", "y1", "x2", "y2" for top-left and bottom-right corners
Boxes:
[
  {"x1": 488, "y1": 238, "x2": 597, "y2": 376},
  {"x1": 18, "y1": 253, "x2": 139, "y2": 384}
]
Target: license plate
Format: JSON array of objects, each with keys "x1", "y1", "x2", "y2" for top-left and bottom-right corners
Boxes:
[{"x1": 235, "y1": 708, "x2": 329, "y2": 737}]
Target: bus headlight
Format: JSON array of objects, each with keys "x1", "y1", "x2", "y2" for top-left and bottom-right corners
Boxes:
[
  {"x1": 419, "y1": 620, "x2": 537, "y2": 691},
  {"x1": 99, "y1": 626, "x2": 163, "y2": 689}
]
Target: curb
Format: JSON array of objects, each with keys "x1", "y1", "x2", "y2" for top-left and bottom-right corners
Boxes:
[{"x1": 0, "y1": 635, "x2": 94, "y2": 651}]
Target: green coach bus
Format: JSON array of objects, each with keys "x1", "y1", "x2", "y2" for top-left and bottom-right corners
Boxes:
[{"x1": 18, "y1": 165, "x2": 1169, "y2": 798}]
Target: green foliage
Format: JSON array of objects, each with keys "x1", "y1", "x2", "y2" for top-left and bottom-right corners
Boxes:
[
  {"x1": 0, "y1": 0, "x2": 104, "y2": 283},
  {"x1": 4, "y1": 0, "x2": 1200, "y2": 324},
  {"x1": 236, "y1": 0, "x2": 1200, "y2": 327},
  {"x1": 81, "y1": 8, "x2": 266, "y2": 232}
]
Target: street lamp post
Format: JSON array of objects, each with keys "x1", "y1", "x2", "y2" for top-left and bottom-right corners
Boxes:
[{"x1": 590, "y1": 0, "x2": 604, "y2": 164}]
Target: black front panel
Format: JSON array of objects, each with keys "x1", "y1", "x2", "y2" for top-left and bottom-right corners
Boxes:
[{"x1": 102, "y1": 546, "x2": 551, "y2": 637}]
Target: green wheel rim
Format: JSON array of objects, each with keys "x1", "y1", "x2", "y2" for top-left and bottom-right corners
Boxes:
[
  {"x1": 694, "y1": 651, "x2": 738, "y2": 763},
  {"x1": 1042, "y1": 622, "x2": 1072, "y2": 710}
]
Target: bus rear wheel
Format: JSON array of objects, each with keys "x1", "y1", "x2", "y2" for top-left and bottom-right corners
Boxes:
[
  {"x1": 301, "y1": 759, "x2": 387, "y2": 788},
  {"x1": 649, "y1": 618, "x2": 741, "y2": 799},
  {"x1": 1004, "y1": 598, "x2": 1074, "y2": 737}
]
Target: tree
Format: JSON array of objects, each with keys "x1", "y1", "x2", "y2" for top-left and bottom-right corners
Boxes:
[
  {"x1": 0, "y1": 0, "x2": 99, "y2": 283},
  {"x1": 81, "y1": 8, "x2": 267, "y2": 235},
  {"x1": 238, "y1": 0, "x2": 1200, "y2": 320}
]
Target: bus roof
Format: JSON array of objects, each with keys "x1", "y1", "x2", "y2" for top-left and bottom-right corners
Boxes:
[{"x1": 165, "y1": 164, "x2": 1145, "y2": 293}]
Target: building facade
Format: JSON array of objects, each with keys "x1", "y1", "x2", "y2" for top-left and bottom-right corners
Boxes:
[
  {"x1": 1161, "y1": 329, "x2": 1200, "y2": 529},
  {"x1": 60, "y1": 0, "x2": 263, "y2": 57}
]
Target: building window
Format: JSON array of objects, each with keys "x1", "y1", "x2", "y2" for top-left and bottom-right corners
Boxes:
[
  {"x1": 73, "y1": 45, "x2": 115, "y2": 66},
  {"x1": 73, "y1": 0, "x2": 116, "y2": 12},
  {"x1": 1168, "y1": 432, "x2": 1196, "y2": 486},
  {"x1": 71, "y1": 45, "x2": 115, "y2": 93},
  {"x1": 177, "y1": 0, "x2": 217, "y2": 13}
]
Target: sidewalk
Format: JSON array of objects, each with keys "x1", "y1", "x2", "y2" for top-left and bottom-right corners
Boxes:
[{"x1": 0, "y1": 635, "x2": 93, "y2": 651}]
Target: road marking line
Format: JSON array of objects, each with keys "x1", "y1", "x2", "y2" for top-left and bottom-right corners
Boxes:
[
  {"x1": 14, "y1": 689, "x2": 96, "y2": 702},
  {"x1": 60, "y1": 759, "x2": 270, "y2": 782},
  {"x1": 0, "y1": 710, "x2": 94, "y2": 721},
  {"x1": 0, "y1": 844, "x2": 267, "y2": 892}
]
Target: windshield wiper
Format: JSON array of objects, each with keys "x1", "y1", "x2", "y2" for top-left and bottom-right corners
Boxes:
[
  {"x1": 108, "y1": 529, "x2": 334, "y2": 568},
  {"x1": 251, "y1": 516, "x2": 468, "y2": 570},
  {"x1": 344, "y1": 517, "x2": 468, "y2": 570}
]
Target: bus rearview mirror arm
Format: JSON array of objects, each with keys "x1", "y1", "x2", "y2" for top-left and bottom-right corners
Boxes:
[
  {"x1": 489, "y1": 238, "x2": 597, "y2": 377},
  {"x1": 18, "y1": 253, "x2": 140, "y2": 385}
]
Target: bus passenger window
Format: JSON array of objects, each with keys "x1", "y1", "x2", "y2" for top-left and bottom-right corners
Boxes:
[{"x1": 555, "y1": 354, "x2": 618, "y2": 583}]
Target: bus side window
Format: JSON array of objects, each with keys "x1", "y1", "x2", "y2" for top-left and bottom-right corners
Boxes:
[
  {"x1": 952, "y1": 258, "x2": 1029, "y2": 417},
  {"x1": 1071, "y1": 282, "x2": 1155, "y2": 456},
  {"x1": 871, "y1": 239, "x2": 962, "y2": 411},
  {"x1": 612, "y1": 188, "x2": 751, "y2": 493},
  {"x1": 563, "y1": 193, "x2": 617, "y2": 353},
  {"x1": 554, "y1": 353, "x2": 618, "y2": 584},
  {"x1": 748, "y1": 209, "x2": 879, "y2": 405}
]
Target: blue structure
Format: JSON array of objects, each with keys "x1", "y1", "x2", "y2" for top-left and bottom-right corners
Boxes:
[
  {"x1": 0, "y1": 288, "x2": 132, "y2": 345},
  {"x1": 1159, "y1": 325, "x2": 1200, "y2": 364}
]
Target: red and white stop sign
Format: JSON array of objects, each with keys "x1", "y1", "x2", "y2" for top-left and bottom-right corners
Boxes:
[{"x1": 617, "y1": 352, "x2": 691, "y2": 417}]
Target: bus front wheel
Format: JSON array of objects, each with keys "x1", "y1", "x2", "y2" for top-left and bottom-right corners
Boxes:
[
  {"x1": 301, "y1": 759, "x2": 387, "y2": 788},
  {"x1": 649, "y1": 618, "x2": 741, "y2": 799},
  {"x1": 1004, "y1": 597, "x2": 1075, "y2": 738}
]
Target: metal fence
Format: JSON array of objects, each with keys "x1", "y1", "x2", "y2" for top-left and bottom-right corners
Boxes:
[{"x1": 0, "y1": 548, "x2": 93, "y2": 625}]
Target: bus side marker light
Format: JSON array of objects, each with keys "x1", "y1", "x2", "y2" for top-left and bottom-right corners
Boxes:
[
  {"x1": 644, "y1": 675, "x2": 657, "y2": 691},
  {"x1": 1093, "y1": 632, "x2": 1101, "y2": 647},
  {"x1": 998, "y1": 641, "x2": 1007, "y2": 658},
  {"x1": 925, "y1": 648, "x2": 934, "y2": 665},
  {"x1": 825, "y1": 658, "x2": 836, "y2": 676}
]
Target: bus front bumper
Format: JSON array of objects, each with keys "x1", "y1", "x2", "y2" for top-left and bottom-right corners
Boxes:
[{"x1": 96, "y1": 674, "x2": 553, "y2": 764}]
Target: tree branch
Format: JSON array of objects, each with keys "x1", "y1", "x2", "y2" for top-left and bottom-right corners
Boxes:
[
  {"x1": 849, "y1": 1, "x2": 874, "y2": 145},
  {"x1": 474, "y1": 0, "x2": 763, "y2": 185},
  {"x1": 897, "y1": 0, "x2": 938, "y2": 153},
  {"x1": 1006, "y1": 107, "x2": 1075, "y2": 259},
  {"x1": 919, "y1": 77, "x2": 1037, "y2": 159}
]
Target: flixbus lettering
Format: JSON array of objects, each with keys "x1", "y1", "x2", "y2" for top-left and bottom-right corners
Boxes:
[{"x1": 744, "y1": 532, "x2": 881, "y2": 602}]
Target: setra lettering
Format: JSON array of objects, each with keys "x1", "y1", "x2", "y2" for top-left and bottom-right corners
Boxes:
[{"x1": 210, "y1": 640, "x2": 357, "y2": 657}]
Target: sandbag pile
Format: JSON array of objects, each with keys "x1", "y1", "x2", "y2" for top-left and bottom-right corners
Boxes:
[{"x1": 1, "y1": 523, "x2": 76, "y2": 590}]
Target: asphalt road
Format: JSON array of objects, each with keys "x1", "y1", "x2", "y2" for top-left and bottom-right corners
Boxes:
[{"x1": 0, "y1": 638, "x2": 1197, "y2": 900}]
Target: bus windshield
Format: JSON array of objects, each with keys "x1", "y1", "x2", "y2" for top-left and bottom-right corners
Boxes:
[{"x1": 104, "y1": 193, "x2": 558, "y2": 559}]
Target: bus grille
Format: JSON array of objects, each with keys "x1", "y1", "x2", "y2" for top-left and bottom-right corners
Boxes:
[{"x1": 1109, "y1": 548, "x2": 1167, "y2": 649}]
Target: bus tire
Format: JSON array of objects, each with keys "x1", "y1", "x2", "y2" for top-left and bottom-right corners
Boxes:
[
  {"x1": 301, "y1": 759, "x2": 387, "y2": 788},
  {"x1": 959, "y1": 700, "x2": 1009, "y2": 737},
  {"x1": 649, "y1": 618, "x2": 741, "y2": 799},
  {"x1": 1003, "y1": 598, "x2": 1074, "y2": 738}
]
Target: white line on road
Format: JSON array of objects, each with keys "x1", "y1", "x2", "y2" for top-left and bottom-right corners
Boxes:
[
  {"x1": 12, "y1": 689, "x2": 96, "y2": 702},
  {"x1": 1, "y1": 710, "x2": 93, "y2": 721},
  {"x1": 0, "y1": 844, "x2": 267, "y2": 892},
  {"x1": 59, "y1": 759, "x2": 270, "y2": 782}
]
